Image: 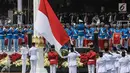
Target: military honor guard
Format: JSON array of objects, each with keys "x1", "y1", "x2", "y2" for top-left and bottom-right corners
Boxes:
[
  {"x1": 21, "y1": 42, "x2": 29, "y2": 73},
  {"x1": 118, "y1": 51, "x2": 130, "y2": 73},
  {"x1": 111, "y1": 47, "x2": 121, "y2": 73},
  {"x1": 96, "y1": 52, "x2": 107, "y2": 73},
  {"x1": 62, "y1": 45, "x2": 80, "y2": 73},
  {"x1": 29, "y1": 43, "x2": 38, "y2": 73},
  {"x1": 48, "y1": 45, "x2": 58, "y2": 73},
  {"x1": 86, "y1": 43, "x2": 96, "y2": 73},
  {"x1": 103, "y1": 48, "x2": 113, "y2": 73}
]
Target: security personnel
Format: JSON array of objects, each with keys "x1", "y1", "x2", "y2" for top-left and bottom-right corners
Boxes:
[
  {"x1": 0, "y1": 26, "x2": 5, "y2": 52},
  {"x1": 6, "y1": 27, "x2": 13, "y2": 51},
  {"x1": 13, "y1": 27, "x2": 19, "y2": 52},
  {"x1": 76, "y1": 20, "x2": 85, "y2": 47},
  {"x1": 86, "y1": 43, "x2": 96, "y2": 73},
  {"x1": 48, "y1": 45, "x2": 58, "y2": 73}
]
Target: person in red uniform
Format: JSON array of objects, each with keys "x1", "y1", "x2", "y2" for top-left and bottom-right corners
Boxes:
[
  {"x1": 86, "y1": 42, "x2": 97, "y2": 73},
  {"x1": 48, "y1": 45, "x2": 58, "y2": 73}
]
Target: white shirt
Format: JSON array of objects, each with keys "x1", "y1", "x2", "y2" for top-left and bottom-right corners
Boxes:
[
  {"x1": 112, "y1": 52, "x2": 121, "y2": 68},
  {"x1": 63, "y1": 51, "x2": 80, "y2": 67},
  {"x1": 96, "y1": 57, "x2": 107, "y2": 73},
  {"x1": 118, "y1": 56, "x2": 130, "y2": 73},
  {"x1": 21, "y1": 46, "x2": 29, "y2": 60},
  {"x1": 103, "y1": 53, "x2": 113, "y2": 70},
  {"x1": 29, "y1": 46, "x2": 38, "y2": 60}
]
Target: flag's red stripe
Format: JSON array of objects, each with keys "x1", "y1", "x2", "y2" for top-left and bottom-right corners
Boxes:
[{"x1": 39, "y1": 0, "x2": 69, "y2": 46}]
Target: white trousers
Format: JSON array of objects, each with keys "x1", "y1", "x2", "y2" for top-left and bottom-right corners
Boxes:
[
  {"x1": 106, "y1": 70, "x2": 111, "y2": 73},
  {"x1": 30, "y1": 60, "x2": 37, "y2": 73},
  {"x1": 69, "y1": 66, "x2": 77, "y2": 73},
  {"x1": 78, "y1": 36, "x2": 84, "y2": 48},
  {"x1": 22, "y1": 59, "x2": 26, "y2": 73},
  {"x1": 88, "y1": 65, "x2": 95, "y2": 73},
  {"x1": 50, "y1": 64, "x2": 56, "y2": 73}
]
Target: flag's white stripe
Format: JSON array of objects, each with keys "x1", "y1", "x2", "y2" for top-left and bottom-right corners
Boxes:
[{"x1": 34, "y1": 10, "x2": 62, "y2": 54}]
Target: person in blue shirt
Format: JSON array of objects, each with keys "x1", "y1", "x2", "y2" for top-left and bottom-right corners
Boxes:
[
  {"x1": 127, "y1": 24, "x2": 130, "y2": 38},
  {"x1": 65, "y1": 24, "x2": 73, "y2": 38},
  {"x1": 13, "y1": 27, "x2": 19, "y2": 52},
  {"x1": 99, "y1": 24, "x2": 106, "y2": 39},
  {"x1": 121, "y1": 24, "x2": 128, "y2": 49},
  {"x1": 20, "y1": 28, "x2": 26, "y2": 42},
  {"x1": 71, "y1": 26, "x2": 78, "y2": 47},
  {"x1": 115, "y1": 25, "x2": 122, "y2": 33},
  {"x1": 85, "y1": 25, "x2": 91, "y2": 40},
  {"x1": 6, "y1": 27, "x2": 13, "y2": 51},
  {"x1": 76, "y1": 20, "x2": 85, "y2": 48},
  {"x1": 109, "y1": 24, "x2": 115, "y2": 39},
  {"x1": 121, "y1": 25, "x2": 128, "y2": 39},
  {"x1": 90, "y1": 23, "x2": 96, "y2": 40},
  {"x1": 0, "y1": 26, "x2": 5, "y2": 52}
]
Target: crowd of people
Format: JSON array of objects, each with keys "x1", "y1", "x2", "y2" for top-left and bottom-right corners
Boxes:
[
  {"x1": 57, "y1": 12, "x2": 130, "y2": 24},
  {"x1": 46, "y1": 42, "x2": 130, "y2": 73},
  {"x1": 64, "y1": 20, "x2": 130, "y2": 50},
  {"x1": 0, "y1": 25, "x2": 33, "y2": 52}
]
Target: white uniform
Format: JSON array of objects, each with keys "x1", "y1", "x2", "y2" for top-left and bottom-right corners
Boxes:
[
  {"x1": 96, "y1": 57, "x2": 107, "y2": 73},
  {"x1": 111, "y1": 53, "x2": 121, "y2": 73},
  {"x1": 118, "y1": 56, "x2": 130, "y2": 73},
  {"x1": 127, "y1": 55, "x2": 130, "y2": 72},
  {"x1": 29, "y1": 46, "x2": 38, "y2": 73},
  {"x1": 103, "y1": 53, "x2": 113, "y2": 73},
  {"x1": 21, "y1": 46, "x2": 29, "y2": 73},
  {"x1": 63, "y1": 51, "x2": 80, "y2": 73}
]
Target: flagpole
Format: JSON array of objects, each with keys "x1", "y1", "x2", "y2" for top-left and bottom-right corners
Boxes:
[{"x1": 33, "y1": 0, "x2": 47, "y2": 73}]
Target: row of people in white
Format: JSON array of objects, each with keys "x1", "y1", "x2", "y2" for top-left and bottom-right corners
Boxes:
[
  {"x1": 96, "y1": 48, "x2": 130, "y2": 73},
  {"x1": 21, "y1": 42, "x2": 38, "y2": 73}
]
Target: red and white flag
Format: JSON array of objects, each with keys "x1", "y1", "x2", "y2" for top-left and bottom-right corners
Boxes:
[{"x1": 34, "y1": 0, "x2": 70, "y2": 55}]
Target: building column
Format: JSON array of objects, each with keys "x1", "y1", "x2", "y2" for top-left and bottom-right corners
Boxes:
[{"x1": 17, "y1": 0, "x2": 23, "y2": 24}]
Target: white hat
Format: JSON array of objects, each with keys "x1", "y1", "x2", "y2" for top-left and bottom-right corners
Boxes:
[{"x1": 79, "y1": 19, "x2": 83, "y2": 22}]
